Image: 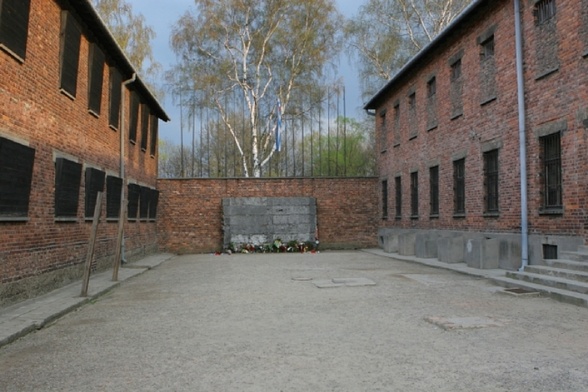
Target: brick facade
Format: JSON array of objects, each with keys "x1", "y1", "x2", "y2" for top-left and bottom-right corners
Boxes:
[
  {"x1": 157, "y1": 178, "x2": 379, "y2": 254},
  {"x1": 0, "y1": 0, "x2": 168, "y2": 305},
  {"x1": 366, "y1": 0, "x2": 588, "y2": 267}
]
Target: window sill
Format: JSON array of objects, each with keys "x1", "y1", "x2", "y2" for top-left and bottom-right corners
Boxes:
[
  {"x1": 450, "y1": 112, "x2": 463, "y2": 121},
  {"x1": 88, "y1": 109, "x2": 100, "y2": 118},
  {"x1": 426, "y1": 124, "x2": 438, "y2": 132},
  {"x1": 106, "y1": 218, "x2": 120, "y2": 222},
  {"x1": 380, "y1": 149, "x2": 387, "y2": 154},
  {"x1": 59, "y1": 88, "x2": 76, "y2": 101},
  {"x1": 453, "y1": 213, "x2": 466, "y2": 219},
  {"x1": 583, "y1": 49, "x2": 588, "y2": 59},
  {"x1": 0, "y1": 216, "x2": 29, "y2": 222},
  {"x1": 483, "y1": 212, "x2": 500, "y2": 218},
  {"x1": 535, "y1": 67, "x2": 559, "y2": 81},
  {"x1": 0, "y1": 43, "x2": 25, "y2": 64},
  {"x1": 381, "y1": 216, "x2": 388, "y2": 221},
  {"x1": 429, "y1": 214, "x2": 439, "y2": 220},
  {"x1": 539, "y1": 207, "x2": 563, "y2": 216},
  {"x1": 395, "y1": 216, "x2": 402, "y2": 220},
  {"x1": 393, "y1": 143, "x2": 400, "y2": 148},
  {"x1": 410, "y1": 215, "x2": 419, "y2": 220},
  {"x1": 109, "y1": 124, "x2": 119, "y2": 132},
  {"x1": 409, "y1": 134, "x2": 417, "y2": 141},
  {"x1": 55, "y1": 217, "x2": 78, "y2": 223},
  {"x1": 480, "y1": 96, "x2": 496, "y2": 106}
]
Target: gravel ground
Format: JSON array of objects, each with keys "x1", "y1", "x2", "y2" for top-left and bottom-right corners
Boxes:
[{"x1": 1, "y1": 251, "x2": 587, "y2": 391}]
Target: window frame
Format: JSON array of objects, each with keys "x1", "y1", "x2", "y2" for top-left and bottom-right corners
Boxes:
[{"x1": 541, "y1": 132, "x2": 562, "y2": 210}]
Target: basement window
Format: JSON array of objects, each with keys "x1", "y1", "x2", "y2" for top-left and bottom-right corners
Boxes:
[
  {"x1": 0, "y1": 137, "x2": 35, "y2": 220},
  {"x1": 0, "y1": 0, "x2": 31, "y2": 62},
  {"x1": 542, "y1": 244, "x2": 557, "y2": 260}
]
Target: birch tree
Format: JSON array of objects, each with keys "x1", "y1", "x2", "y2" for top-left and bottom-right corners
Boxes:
[
  {"x1": 92, "y1": 0, "x2": 162, "y2": 97},
  {"x1": 170, "y1": 0, "x2": 343, "y2": 178},
  {"x1": 346, "y1": 0, "x2": 470, "y2": 100}
]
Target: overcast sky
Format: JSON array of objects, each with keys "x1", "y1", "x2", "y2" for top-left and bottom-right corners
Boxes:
[{"x1": 125, "y1": 0, "x2": 364, "y2": 144}]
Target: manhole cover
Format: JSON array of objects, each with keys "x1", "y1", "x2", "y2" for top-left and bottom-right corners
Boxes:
[{"x1": 312, "y1": 277, "x2": 376, "y2": 288}]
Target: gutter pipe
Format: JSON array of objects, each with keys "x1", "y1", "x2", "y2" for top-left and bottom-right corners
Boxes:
[
  {"x1": 514, "y1": 0, "x2": 529, "y2": 271},
  {"x1": 113, "y1": 73, "x2": 136, "y2": 281}
]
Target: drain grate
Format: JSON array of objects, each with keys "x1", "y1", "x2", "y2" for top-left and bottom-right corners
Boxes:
[{"x1": 503, "y1": 287, "x2": 540, "y2": 296}]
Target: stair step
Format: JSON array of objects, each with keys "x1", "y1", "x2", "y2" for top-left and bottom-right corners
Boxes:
[
  {"x1": 524, "y1": 265, "x2": 588, "y2": 283},
  {"x1": 577, "y1": 245, "x2": 588, "y2": 253},
  {"x1": 558, "y1": 251, "x2": 588, "y2": 262},
  {"x1": 543, "y1": 258, "x2": 588, "y2": 272},
  {"x1": 505, "y1": 271, "x2": 588, "y2": 294},
  {"x1": 492, "y1": 276, "x2": 588, "y2": 307}
]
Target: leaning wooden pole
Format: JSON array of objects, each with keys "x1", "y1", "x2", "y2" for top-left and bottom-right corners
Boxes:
[{"x1": 81, "y1": 191, "x2": 103, "y2": 297}]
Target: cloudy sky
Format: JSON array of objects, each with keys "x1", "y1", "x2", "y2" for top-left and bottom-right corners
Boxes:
[{"x1": 125, "y1": 0, "x2": 364, "y2": 144}]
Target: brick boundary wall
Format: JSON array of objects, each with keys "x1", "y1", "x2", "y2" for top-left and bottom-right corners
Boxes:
[{"x1": 157, "y1": 178, "x2": 380, "y2": 253}]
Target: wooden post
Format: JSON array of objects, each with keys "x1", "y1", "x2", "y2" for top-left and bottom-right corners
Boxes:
[
  {"x1": 112, "y1": 196, "x2": 126, "y2": 281},
  {"x1": 81, "y1": 191, "x2": 103, "y2": 297}
]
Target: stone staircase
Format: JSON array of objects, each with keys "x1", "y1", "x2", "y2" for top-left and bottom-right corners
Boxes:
[{"x1": 493, "y1": 246, "x2": 588, "y2": 307}]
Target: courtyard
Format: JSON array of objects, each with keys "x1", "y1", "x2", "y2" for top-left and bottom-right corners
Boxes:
[{"x1": 1, "y1": 250, "x2": 587, "y2": 391}]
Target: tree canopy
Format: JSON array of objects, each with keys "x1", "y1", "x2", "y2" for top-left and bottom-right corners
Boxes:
[{"x1": 169, "y1": 0, "x2": 343, "y2": 177}]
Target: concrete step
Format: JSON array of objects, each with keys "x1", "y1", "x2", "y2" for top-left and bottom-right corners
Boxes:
[
  {"x1": 577, "y1": 245, "x2": 588, "y2": 253},
  {"x1": 558, "y1": 251, "x2": 588, "y2": 262},
  {"x1": 492, "y1": 276, "x2": 588, "y2": 308},
  {"x1": 505, "y1": 271, "x2": 588, "y2": 294},
  {"x1": 524, "y1": 265, "x2": 588, "y2": 283},
  {"x1": 543, "y1": 258, "x2": 588, "y2": 272}
]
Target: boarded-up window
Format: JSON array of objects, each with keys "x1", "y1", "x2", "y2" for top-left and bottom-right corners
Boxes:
[
  {"x1": 84, "y1": 168, "x2": 105, "y2": 218},
  {"x1": 59, "y1": 11, "x2": 81, "y2": 97},
  {"x1": 140, "y1": 104, "x2": 149, "y2": 151},
  {"x1": 149, "y1": 189, "x2": 159, "y2": 220},
  {"x1": 129, "y1": 92, "x2": 139, "y2": 143},
  {"x1": 0, "y1": 0, "x2": 31, "y2": 60},
  {"x1": 109, "y1": 68, "x2": 122, "y2": 128},
  {"x1": 0, "y1": 137, "x2": 35, "y2": 218},
  {"x1": 106, "y1": 175, "x2": 122, "y2": 219},
  {"x1": 55, "y1": 158, "x2": 82, "y2": 218},
  {"x1": 88, "y1": 44, "x2": 104, "y2": 115},
  {"x1": 139, "y1": 186, "x2": 150, "y2": 220},
  {"x1": 149, "y1": 114, "x2": 158, "y2": 156},
  {"x1": 127, "y1": 183, "x2": 140, "y2": 220}
]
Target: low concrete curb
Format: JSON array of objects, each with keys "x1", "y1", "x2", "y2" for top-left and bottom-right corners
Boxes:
[{"x1": 0, "y1": 253, "x2": 174, "y2": 348}]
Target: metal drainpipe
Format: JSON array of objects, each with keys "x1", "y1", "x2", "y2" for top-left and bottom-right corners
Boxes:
[
  {"x1": 120, "y1": 73, "x2": 136, "y2": 264},
  {"x1": 514, "y1": 0, "x2": 529, "y2": 271}
]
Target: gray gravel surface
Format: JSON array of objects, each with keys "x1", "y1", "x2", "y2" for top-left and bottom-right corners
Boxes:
[{"x1": 1, "y1": 251, "x2": 587, "y2": 391}]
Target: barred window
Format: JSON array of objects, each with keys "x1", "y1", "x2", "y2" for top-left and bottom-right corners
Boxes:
[
  {"x1": 127, "y1": 183, "x2": 140, "y2": 220},
  {"x1": 453, "y1": 158, "x2": 465, "y2": 215},
  {"x1": 84, "y1": 168, "x2": 105, "y2": 219},
  {"x1": 542, "y1": 132, "x2": 562, "y2": 209},
  {"x1": 535, "y1": 0, "x2": 556, "y2": 25},
  {"x1": 480, "y1": 36, "x2": 495, "y2": 60},
  {"x1": 429, "y1": 165, "x2": 439, "y2": 216},
  {"x1": 106, "y1": 175, "x2": 122, "y2": 219},
  {"x1": 410, "y1": 171, "x2": 418, "y2": 218},
  {"x1": 0, "y1": 137, "x2": 35, "y2": 219},
  {"x1": 450, "y1": 58, "x2": 462, "y2": 81},
  {"x1": 427, "y1": 77, "x2": 436, "y2": 98},
  {"x1": 55, "y1": 158, "x2": 82, "y2": 218},
  {"x1": 484, "y1": 149, "x2": 499, "y2": 213}
]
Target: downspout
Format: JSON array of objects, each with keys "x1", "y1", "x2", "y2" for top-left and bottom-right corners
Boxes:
[
  {"x1": 113, "y1": 73, "x2": 136, "y2": 281},
  {"x1": 514, "y1": 0, "x2": 529, "y2": 271}
]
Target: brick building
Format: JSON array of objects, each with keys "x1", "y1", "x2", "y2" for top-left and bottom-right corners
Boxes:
[
  {"x1": 0, "y1": 0, "x2": 169, "y2": 305},
  {"x1": 365, "y1": 0, "x2": 588, "y2": 270}
]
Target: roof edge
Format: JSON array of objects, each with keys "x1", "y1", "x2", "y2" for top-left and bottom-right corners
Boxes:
[{"x1": 363, "y1": 0, "x2": 489, "y2": 110}]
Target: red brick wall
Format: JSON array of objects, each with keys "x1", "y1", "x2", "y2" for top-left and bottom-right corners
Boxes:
[
  {"x1": 373, "y1": 0, "x2": 588, "y2": 243},
  {"x1": 157, "y1": 178, "x2": 380, "y2": 253},
  {"x1": 0, "y1": 0, "x2": 160, "y2": 291}
]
